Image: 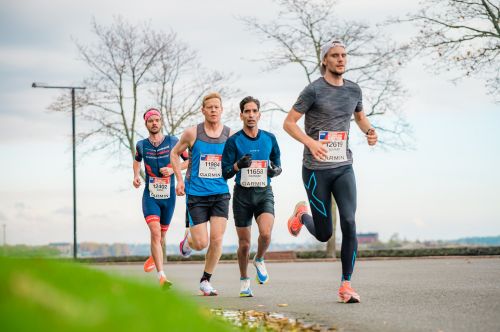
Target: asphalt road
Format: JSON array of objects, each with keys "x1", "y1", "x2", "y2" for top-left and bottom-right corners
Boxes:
[{"x1": 95, "y1": 257, "x2": 500, "y2": 332}]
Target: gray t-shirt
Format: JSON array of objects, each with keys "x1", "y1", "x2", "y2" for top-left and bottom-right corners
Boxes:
[{"x1": 293, "y1": 77, "x2": 363, "y2": 170}]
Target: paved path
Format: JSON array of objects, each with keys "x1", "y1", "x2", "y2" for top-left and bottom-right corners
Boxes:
[{"x1": 96, "y1": 257, "x2": 500, "y2": 332}]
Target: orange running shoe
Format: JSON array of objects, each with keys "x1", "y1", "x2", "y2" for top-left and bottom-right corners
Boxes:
[
  {"x1": 287, "y1": 201, "x2": 307, "y2": 236},
  {"x1": 143, "y1": 256, "x2": 155, "y2": 273},
  {"x1": 338, "y1": 281, "x2": 361, "y2": 303},
  {"x1": 159, "y1": 275, "x2": 172, "y2": 290}
]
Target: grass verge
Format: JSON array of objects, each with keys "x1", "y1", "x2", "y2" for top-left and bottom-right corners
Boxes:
[{"x1": 0, "y1": 256, "x2": 234, "y2": 332}]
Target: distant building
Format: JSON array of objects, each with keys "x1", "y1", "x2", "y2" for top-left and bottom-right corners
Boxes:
[
  {"x1": 49, "y1": 242, "x2": 72, "y2": 256},
  {"x1": 357, "y1": 233, "x2": 379, "y2": 244}
]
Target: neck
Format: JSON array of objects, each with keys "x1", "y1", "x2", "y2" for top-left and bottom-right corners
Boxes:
[
  {"x1": 243, "y1": 126, "x2": 258, "y2": 138},
  {"x1": 323, "y1": 72, "x2": 344, "y2": 86},
  {"x1": 149, "y1": 133, "x2": 164, "y2": 145},
  {"x1": 204, "y1": 121, "x2": 222, "y2": 132}
]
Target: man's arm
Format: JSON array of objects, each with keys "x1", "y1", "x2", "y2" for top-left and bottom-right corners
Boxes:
[
  {"x1": 221, "y1": 137, "x2": 238, "y2": 180},
  {"x1": 354, "y1": 110, "x2": 378, "y2": 146},
  {"x1": 170, "y1": 127, "x2": 196, "y2": 195},
  {"x1": 283, "y1": 108, "x2": 328, "y2": 161},
  {"x1": 133, "y1": 160, "x2": 141, "y2": 188}
]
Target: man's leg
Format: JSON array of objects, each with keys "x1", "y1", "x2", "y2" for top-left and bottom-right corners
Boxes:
[
  {"x1": 146, "y1": 219, "x2": 163, "y2": 271},
  {"x1": 330, "y1": 166, "x2": 357, "y2": 281},
  {"x1": 331, "y1": 165, "x2": 360, "y2": 303},
  {"x1": 236, "y1": 226, "x2": 251, "y2": 278},
  {"x1": 204, "y1": 216, "x2": 227, "y2": 274},
  {"x1": 255, "y1": 213, "x2": 273, "y2": 259},
  {"x1": 160, "y1": 198, "x2": 175, "y2": 260},
  {"x1": 253, "y1": 212, "x2": 273, "y2": 285},
  {"x1": 295, "y1": 167, "x2": 334, "y2": 242},
  {"x1": 189, "y1": 222, "x2": 209, "y2": 251},
  {"x1": 185, "y1": 195, "x2": 210, "y2": 251}
]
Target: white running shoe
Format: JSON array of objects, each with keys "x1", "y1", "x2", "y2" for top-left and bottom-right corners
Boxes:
[
  {"x1": 253, "y1": 257, "x2": 269, "y2": 284},
  {"x1": 200, "y1": 280, "x2": 218, "y2": 296},
  {"x1": 179, "y1": 230, "x2": 192, "y2": 258},
  {"x1": 239, "y1": 278, "x2": 253, "y2": 297}
]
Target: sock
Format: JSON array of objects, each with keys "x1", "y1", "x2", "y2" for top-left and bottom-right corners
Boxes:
[
  {"x1": 158, "y1": 270, "x2": 166, "y2": 279},
  {"x1": 240, "y1": 277, "x2": 250, "y2": 281},
  {"x1": 200, "y1": 271, "x2": 212, "y2": 283},
  {"x1": 341, "y1": 274, "x2": 351, "y2": 282},
  {"x1": 255, "y1": 257, "x2": 264, "y2": 262}
]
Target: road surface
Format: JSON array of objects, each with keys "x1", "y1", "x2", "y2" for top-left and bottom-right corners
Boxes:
[{"x1": 95, "y1": 257, "x2": 500, "y2": 332}]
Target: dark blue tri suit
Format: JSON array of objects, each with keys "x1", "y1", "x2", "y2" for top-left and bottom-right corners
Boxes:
[
  {"x1": 135, "y1": 136, "x2": 184, "y2": 232},
  {"x1": 222, "y1": 129, "x2": 281, "y2": 227}
]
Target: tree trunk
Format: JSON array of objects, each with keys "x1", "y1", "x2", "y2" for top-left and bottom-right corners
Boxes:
[{"x1": 325, "y1": 194, "x2": 337, "y2": 259}]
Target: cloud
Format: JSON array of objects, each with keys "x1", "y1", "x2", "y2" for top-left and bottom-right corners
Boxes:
[
  {"x1": 0, "y1": 212, "x2": 7, "y2": 221},
  {"x1": 14, "y1": 202, "x2": 26, "y2": 210},
  {"x1": 52, "y1": 206, "x2": 73, "y2": 215},
  {"x1": 412, "y1": 217, "x2": 427, "y2": 228}
]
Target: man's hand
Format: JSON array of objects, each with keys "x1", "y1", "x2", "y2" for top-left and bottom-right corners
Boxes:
[
  {"x1": 159, "y1": 166, "x2": 174, "y2": 177},
  {"x1": 366, "y1": 128, "x2": 378, "y2": 146},
  {"x1": 133, "y1": 176, "x2": 141, "y2": 188},
  {"x1": 176, "y1": 180, "x2": 186, "y2": 196},
  {"x1": 307, "y1": 140, "x2": 328, "y2": 162},
  {"x1": 267, "y1": 161, "x2": 282, "y2": 178},
  {"x1": 236, "y1": 154, "x2": 252, "y2": 170}
]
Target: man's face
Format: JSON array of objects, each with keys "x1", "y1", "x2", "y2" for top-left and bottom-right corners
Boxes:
[
  {"x1": 145, "y1": 115, "x2": 162, "y2": 134},
  {"x1": 202, "y1": 98, "x2": 223, "y2": 124},
  {"x1": 323, "y1": 46, "x2": 347, "y2": 76},
  {"x1": 240, "y1": 101, "x2": 260, "y2": 129}
]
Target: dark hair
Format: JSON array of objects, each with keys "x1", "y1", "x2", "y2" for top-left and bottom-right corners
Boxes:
[{"x1": 239, "y1": 96, "x2": 260, "y2": 113}]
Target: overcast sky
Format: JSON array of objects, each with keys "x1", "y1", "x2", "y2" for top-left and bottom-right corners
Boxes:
[{"x1": 1, "y1": 0, "x2": 499, "y2": 247}]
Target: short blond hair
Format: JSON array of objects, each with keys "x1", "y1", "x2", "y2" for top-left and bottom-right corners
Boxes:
[{"x1": 202, "y1": 92, "x2": 222, "y2": 107}]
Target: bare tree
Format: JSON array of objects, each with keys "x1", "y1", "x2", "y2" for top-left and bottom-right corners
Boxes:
[
  {"x1": 240, "y1": 0, "x2": 412, "y2": 149},
  {"x1": 239, "y1": 0, "x2": 411, "y2": 256},
  {"x1": 393, "y1": 0, "x2": 500, "y2": 100},
  {"x1": 50, "y1": 17, "x2": 239, "y2": 171}
]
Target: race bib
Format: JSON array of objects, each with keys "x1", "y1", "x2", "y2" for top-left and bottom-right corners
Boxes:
[
  {"x1": 318, "y1": 131, "x2": 348, "y2": 162},
  {"x1": 149, "y1": 177, "x2": 170, "y2": 199},
  {"x1": 241, "y1": 160, "x2": 268, "y2": 188},
  {"x1": 199, "y1": 154, "x2": 222, "y2": 178}
]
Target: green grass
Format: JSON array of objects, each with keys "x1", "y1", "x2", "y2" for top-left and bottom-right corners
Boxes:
[
  {"x1": 0, "y1": 245, "x2": 61, "y2": 258},
  {"x1": 0, "y1": 257, "x2": 234, "y2": 332}
]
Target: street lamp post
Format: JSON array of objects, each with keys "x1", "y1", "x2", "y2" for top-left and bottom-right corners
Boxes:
[{"x1": 32, "y1": 82, "x2": 86, "y2": 259}]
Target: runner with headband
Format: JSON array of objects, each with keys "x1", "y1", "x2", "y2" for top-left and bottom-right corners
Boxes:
[{"x1": 133, "y1": 108, "x2": 188, "y2": 289}]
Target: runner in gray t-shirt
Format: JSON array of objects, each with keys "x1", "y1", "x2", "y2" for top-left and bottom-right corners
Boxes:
[{"x1": 283, "y1": 39, "x2": 378, "y2": 304}]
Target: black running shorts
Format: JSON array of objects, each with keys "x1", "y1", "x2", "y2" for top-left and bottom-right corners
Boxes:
[{"x1": 232, "y1": 184, "x2": 274, "y2": 227}]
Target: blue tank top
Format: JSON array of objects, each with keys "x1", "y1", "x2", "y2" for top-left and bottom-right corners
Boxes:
[{"x1": 185, "y1": 123, "x2": 230, "y2": 196}]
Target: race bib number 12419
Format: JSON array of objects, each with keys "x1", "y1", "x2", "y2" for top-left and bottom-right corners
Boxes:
[{"x1": 318, "y1": 131, "x2": 348, "y2": 162}]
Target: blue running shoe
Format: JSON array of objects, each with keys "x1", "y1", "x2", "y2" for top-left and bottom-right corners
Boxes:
[{"x1": 253, "y1": 257, "x2": 269, "y2": 284}]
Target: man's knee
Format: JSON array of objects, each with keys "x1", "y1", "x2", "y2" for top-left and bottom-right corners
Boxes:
[
  {"x1": 259, "y1": 232, "x2": 271, "y2": 244},
  {"x1": 150, "y1": 230, "x2": 162, "y2": 244},
  {"x1": 191, "y1": 237, "x2": 209, "y2": 250},
  {"x1": 315, "y1": 231, "x2": 332, "y2": 243},
  {"x1": 210, "y1": 235, "x2": 224, "y2": 249},
  {"x1": 238, "y1": 239, "x2": 251, "y2": 255},
  {"x1": 340, "y1": 216, "x2": 356, "y2": 237}
]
